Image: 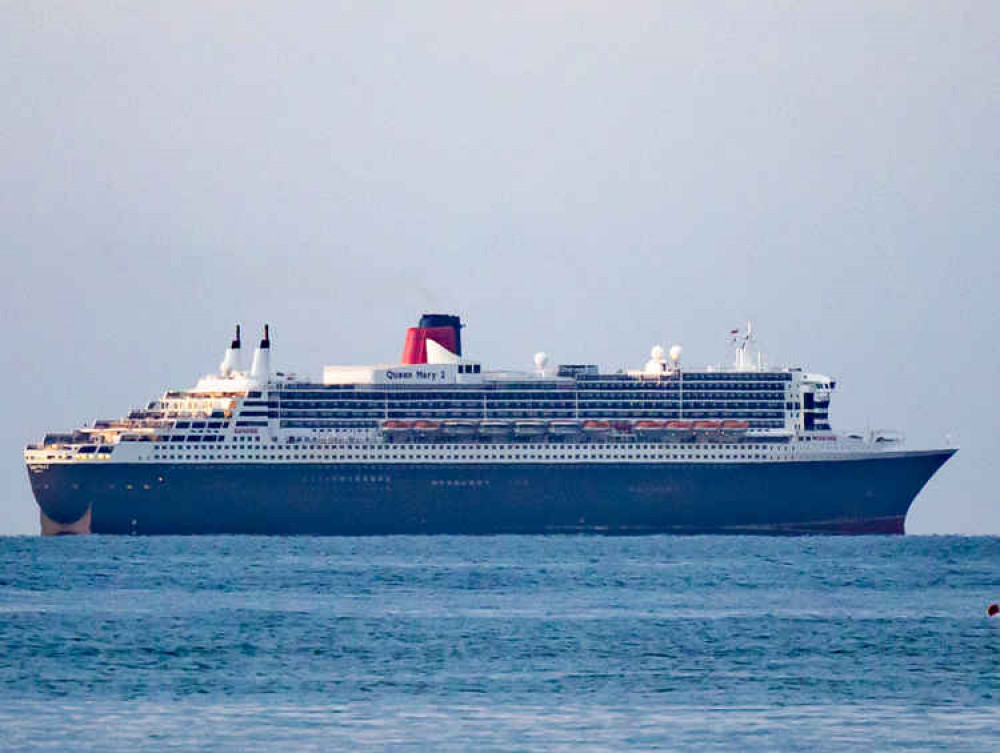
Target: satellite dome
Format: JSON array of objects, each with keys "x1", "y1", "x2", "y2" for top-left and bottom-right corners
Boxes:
[
  {"x1": 534, "y1": 352, "x2": 549, "y2": 371},
  {"x1": 651, "y1": 345, "x2": 665, "y2": 361},
  {"x1": 669, "y1": 345, "x2": 683, "y2": 363}
]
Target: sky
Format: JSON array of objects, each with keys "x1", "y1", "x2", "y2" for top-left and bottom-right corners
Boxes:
[{"x1": 1, "y1": 1, "x2": 997, "y2": 535}]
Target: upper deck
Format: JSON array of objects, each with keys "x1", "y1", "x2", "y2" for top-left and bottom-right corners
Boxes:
[{"x1": 26, "y1": 316, "x2": 853, "y2": 461}]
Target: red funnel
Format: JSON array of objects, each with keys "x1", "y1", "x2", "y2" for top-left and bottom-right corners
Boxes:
[{"x1": 401, "y1": 326, "x2": 458, "y2": 364}]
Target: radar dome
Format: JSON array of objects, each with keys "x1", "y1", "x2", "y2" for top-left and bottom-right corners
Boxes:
[
  {"x1": 651, "y1": 345, "x2": 665, "y2": 361},
  {"x1": 669, "y1": 345, "x2": 683, "y2": 363},
  {"x1": 534, "y1": 352, "x2": 549, "y2": 371}
]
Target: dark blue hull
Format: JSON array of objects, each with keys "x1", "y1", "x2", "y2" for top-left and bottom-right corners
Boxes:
[
  {"x1": 29, "y1": 450, "x2": 954, "y2": 535},
  {"x1": 27, "y1": 450, "x2": 955, "y2": 535}
]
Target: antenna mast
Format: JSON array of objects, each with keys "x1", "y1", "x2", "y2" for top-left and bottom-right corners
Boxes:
[{"x1": 734, "y1": 320, "x2": 757, "y2": 371}]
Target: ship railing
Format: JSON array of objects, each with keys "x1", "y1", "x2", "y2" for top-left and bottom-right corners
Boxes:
[
  {"x1": 372, "y1": 432, "x2": 786, "y2": 447},
  {"x1": 872, "y1": 429, "x2": 904, "y2": 445},
  {"x1": 840, "y1": 429, "x2": 905, "y2": 446}
]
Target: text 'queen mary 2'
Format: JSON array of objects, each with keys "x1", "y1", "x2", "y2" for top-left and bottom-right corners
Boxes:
[{"x1": 25, "y1": 315, "x2": 955, "y2": 535}]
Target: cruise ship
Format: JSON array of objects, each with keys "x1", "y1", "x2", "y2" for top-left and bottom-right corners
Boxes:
[{"x1": 25, "y1": 315, "x2": 955, "y2": 535}]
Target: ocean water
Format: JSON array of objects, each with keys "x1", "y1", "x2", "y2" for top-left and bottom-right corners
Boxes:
[{"x1": 0, "y1": 535, "x2": 997, "y2": 752}]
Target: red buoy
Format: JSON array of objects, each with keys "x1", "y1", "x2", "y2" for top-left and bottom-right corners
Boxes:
[{"x1": 988, "y1": 603, "x2": 999, "y2": 617}]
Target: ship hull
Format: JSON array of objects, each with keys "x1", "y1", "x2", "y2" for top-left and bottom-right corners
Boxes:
[{"x1": 27, "y1": 450, "x2": 954, "y2": 536}]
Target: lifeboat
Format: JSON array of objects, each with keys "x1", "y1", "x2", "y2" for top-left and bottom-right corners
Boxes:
[
  {"x1": 548, "y1": 420, "x2": 581, "y2": 437},
  {"x1": 442, "y1": 419, "x2": 478, "y2": 437},
  {"x1": 693, "y1": 420, "x2": 722, "y2": 441},
  {"x1": 633, "y1": 420, "x2": 666, "y2": 438},
  {"x1": 380, "y1": 420, "x2": 412, "y2": 437},
  {"x1": 479, "y1": 419, "x2": 512, "y2": 437},
  {"x1": 514, "y1": 420, "x2": 547, "y2": 437},
  {"x1": 582, "y1": 420, "x2": 611, "y2": 435},
  {"x1": 665, "y1": 420, "x2": 694, "y2": 442},
  {"x1": 720, "y1": 419, "x2": 749, "y2": 440},
  {"x1": 412, "y1": 420, "x2": 441, "y2": 435}
]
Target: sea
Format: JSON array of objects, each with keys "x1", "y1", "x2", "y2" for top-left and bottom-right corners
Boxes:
[{"x1": 0, "y1": 535, "x2": 997, "y2": 752}]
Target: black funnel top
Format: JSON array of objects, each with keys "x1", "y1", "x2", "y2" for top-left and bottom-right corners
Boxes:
[
  {"x1": 260, "y1": 324, "x2": 270, "y2": 349},
  {"x1": 231, "y1": 325, "x2": 241, "y2": 349}
]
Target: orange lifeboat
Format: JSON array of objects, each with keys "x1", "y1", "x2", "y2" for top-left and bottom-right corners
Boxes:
[
  {"x1": 720, "y1": 419, "x2": 750, "y2": 440},
  {"x1": 582, "y1": 420, "x2": 611, "y2": 435},
  {"x1": 634, "y1": 420, "x2": 666, "y2": 438},
  {"x1": 412, "y1": 420, "x2": 441, "y2": 435},
  {"x1": 381, "y1": 420, "x2": 412, "y2": 437},
  {"x1": 665, "y1": 420, "x2": 695, "y2": 441},
  {"x1": 693, "y1": 420, "x2": 722, "y2": 441}
]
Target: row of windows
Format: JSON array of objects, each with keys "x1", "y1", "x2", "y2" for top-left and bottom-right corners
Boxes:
[
  {"x1": 148, "y1": 450, "x2": 788, "y2": 462},
  {"x1": 274, "y1": 417, "x2": 789, "y2": 429},
  {"x1": 572, "y1": 373, "x2": 794, "y2": 383},
  {"x1": 586, "y1": 382, "x2": 791, "y2": 392},
  {"x1": 270, "y1": 406, "x2": 787, "y2": 421},
  {"x1": 278, "y1": 409, "x2": 786, "y2": 419},
  {"x1": 162, "y1": 435, "x2": 269, "y2": 443},
  {"x1": 281, "y1": 420, "x2": 378, "y2": 428},
  {"x1": 150, "y1": 438, "x2": 788, "y2": 453},
  {"x1": 580, "y1": 400, "x2": 783, "y2": 409},
  {"x1": 148, "y1": 436, "x2": 797, "y2": 456},
  {"x1": 305, "y1": 475, "x2": 389, "y2": 483},
  {"x1": 276, "y1": 410, "x2": 385, "y2": 418},
  {"x1": 676, "y1": 373, "x2": 793, "y2": 382},
  {"x1": 272, "y1": 386, "x2": 787, "y2": 404},
  {"x1": 161, "y1": 436, "x2": 794, "y2": 449},
  {"x1": 277, "y1": 401, "x2": 784, "y2": 414},
  {"x1": 585, "y1": 391, "x2": 786, "y2": 399},
  {"x1": 385, "y1": 410, "x2": 784, "y2": 419},
  {"x1": 270, "y1": 395, "x2": 787, "y2": 414},
  {"x1": 280, "y1": 384, "x2": 567, "y2": 396}
]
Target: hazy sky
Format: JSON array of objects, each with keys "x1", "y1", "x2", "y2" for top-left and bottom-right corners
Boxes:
[{"x1": 2, "y1": 2, "x2": 997, "y2": 535}]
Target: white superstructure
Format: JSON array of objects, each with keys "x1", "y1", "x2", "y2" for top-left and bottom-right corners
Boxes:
[{"x1": 25, "y1": 321, "x2": 910, "y2": 470}]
